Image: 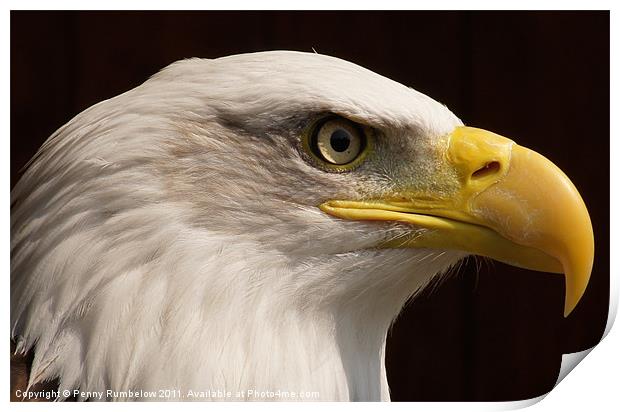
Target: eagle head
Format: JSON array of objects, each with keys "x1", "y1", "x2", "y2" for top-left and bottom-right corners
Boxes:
[{"x1": 11, "y1": 51, "x2": 593, "y2": 401}]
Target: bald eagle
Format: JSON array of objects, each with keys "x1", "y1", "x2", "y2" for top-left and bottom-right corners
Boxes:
[{"x1": 11, "y1": 51, "x2": 593, "y2": 401}]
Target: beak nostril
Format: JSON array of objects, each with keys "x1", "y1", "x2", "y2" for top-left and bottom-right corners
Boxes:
[{"x1": 472, "y1": 161, "x2": 501, "y2": 180}]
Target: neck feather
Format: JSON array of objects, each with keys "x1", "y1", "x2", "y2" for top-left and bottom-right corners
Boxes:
[{"x1": 13, "y1": 221, "x2": 461, "y2": 401}]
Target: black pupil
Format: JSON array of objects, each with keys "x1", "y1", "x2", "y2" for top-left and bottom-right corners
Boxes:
[{"x1": 330, "y1": 129, "x2": 351, "y2": 152}]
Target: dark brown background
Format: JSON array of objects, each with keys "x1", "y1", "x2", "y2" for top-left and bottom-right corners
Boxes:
[{"x1": 10, "y1": 11, "x2": 609, "y2": 401}]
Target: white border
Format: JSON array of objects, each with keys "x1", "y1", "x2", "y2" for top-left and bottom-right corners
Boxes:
[
  {"x1": 2, "y1": 0, "x2": 618, "y2": 10},
  {"x1": 3, "y1": 2, "x2": 616, "y2": 411}
]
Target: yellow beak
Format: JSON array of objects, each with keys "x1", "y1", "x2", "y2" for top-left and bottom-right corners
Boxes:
[{"x1": 320, "y1": 126, "x2": 594, "y2": 317}]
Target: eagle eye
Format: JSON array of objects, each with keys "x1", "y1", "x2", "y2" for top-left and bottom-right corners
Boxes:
[{"x1": 304, "y1": 117, "x2": 371, "y2": 171}]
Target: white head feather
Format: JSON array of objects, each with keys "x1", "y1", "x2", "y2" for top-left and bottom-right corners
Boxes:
[{"x1": 11, "y1": 51, "x2": 465, "y2": 401}]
